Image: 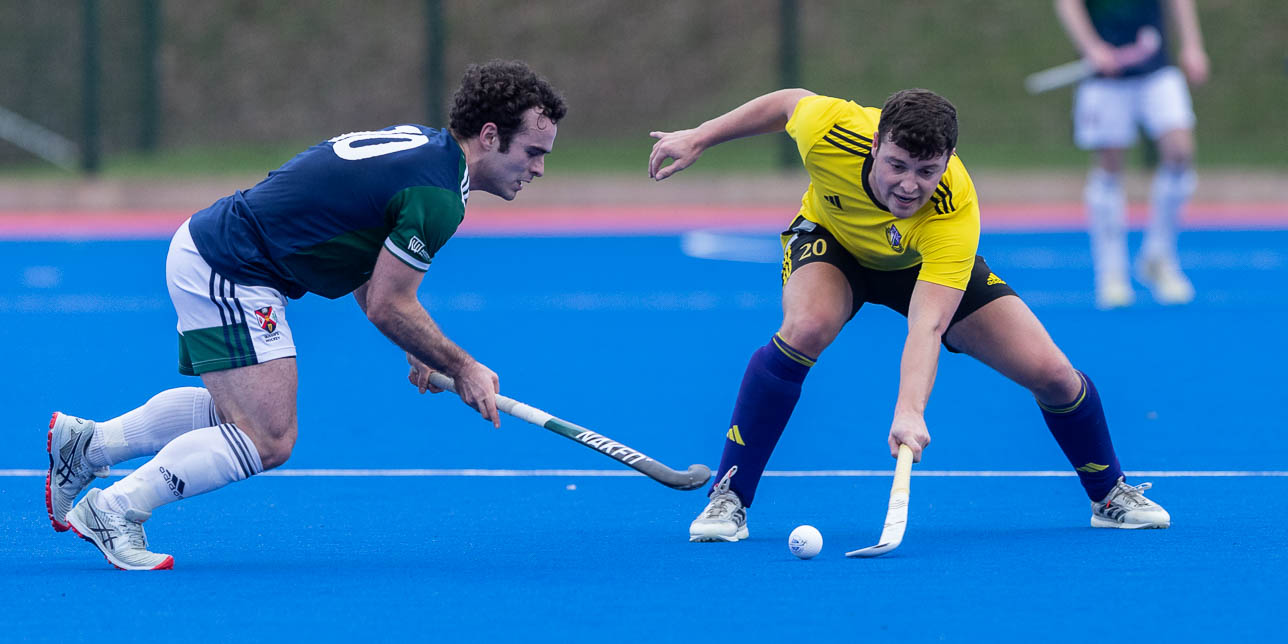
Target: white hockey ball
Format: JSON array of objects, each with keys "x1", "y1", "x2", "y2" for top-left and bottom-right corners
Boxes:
[{"x1": 788, "y1": 525, "x2": 823, "y2": 559}]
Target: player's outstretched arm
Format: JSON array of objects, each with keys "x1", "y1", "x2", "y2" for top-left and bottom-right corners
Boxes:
[
  {"x1": 1053, "y1": 0, "x2": 1120, "y2": 75},
  {"x1": 356, "y1": 284, "x2": 449, "y2": 396},
  {"x1": 888, "y1": 280, "x2": 963, "y2": 462},
  {"x1": 648, "y1": 88, "x2": 815, "y2": 181},
  {"x1": 363, "y1": 249, "x2": 501, "y2": 427}
]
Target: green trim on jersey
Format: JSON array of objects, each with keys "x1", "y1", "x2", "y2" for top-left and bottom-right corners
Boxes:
[
  {"x1": 178, "y1": 327, "x2": 258, "y2": 376},
  {"x1": 280, "y1": 224, "x2": 393, "y2": 300},
  {"x1": 384, "y1": 185, "x2": 466, "y2": 270},
  {"x1": 274, "y1": 184, "x2": 464, "y2": 300}
]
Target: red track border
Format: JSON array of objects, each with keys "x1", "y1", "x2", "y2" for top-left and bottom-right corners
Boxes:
[{"x1": 1, "y1": 202, "x2": 1285, "y2": 239}]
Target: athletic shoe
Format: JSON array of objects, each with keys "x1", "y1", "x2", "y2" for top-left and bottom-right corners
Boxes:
[
  {"x1": 689, "y1": 466, "x2": 748, "y2": 542},
  {"x1": 1091, "y1": 477, "x2": 1171, "y2": 529},
  {"x1": 1136, "y1": 256, "x2": 1195, "y2": 305},
  {"x1": 46, "y1": 412, "x2": 109, "y2": 532},
  {"x1": 67, "y1": 488, "x2": 174, "y2": 570},
  {"x1": 1094, "y1": 277, "x2": 1135, "y2": 310}
]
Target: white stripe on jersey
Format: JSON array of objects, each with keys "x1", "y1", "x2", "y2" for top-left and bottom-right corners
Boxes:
[{"x1": 383, "y1": 237, "x2": 431, "y2": 271}]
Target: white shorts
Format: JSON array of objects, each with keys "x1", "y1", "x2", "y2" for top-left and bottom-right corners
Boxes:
[
  {"x1": 1073, "y1": 66, "x2": 1196, "y2": 150},
  {"x1": 167, "y1": 219, "x2": 297, "y2": 375}
]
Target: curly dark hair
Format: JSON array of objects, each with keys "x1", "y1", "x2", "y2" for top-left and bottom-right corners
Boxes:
[
  {"x1": 877, "y1": 89, "x2": 958, "y2": 160},
  {"x1": 449, "y1": 60, "x2": 568, "y2": 152}
]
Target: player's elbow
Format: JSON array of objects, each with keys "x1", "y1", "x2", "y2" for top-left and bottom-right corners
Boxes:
[{"x1": 363, "y1": 292, "x2": 403, "y2": 333}]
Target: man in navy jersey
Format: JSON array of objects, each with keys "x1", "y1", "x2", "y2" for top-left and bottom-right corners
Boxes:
[
  {"x1": 47, "y1": 60, "x2": 567, "y2": 570},
  {"x1": 1056, "y1": 0, "x2": 1208, "y2": 308}
]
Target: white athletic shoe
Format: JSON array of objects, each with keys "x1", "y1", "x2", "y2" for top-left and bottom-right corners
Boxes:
[
  {"x1": 1095, "y1": 277, "x2": 1136, "y2": 310},
  {"x1": 1136, "y1": 256, "x2": 1195, "y2": 305},
  {"x1": 689, "y1": 466, "x2": 749, "y2": 542},
  {"x1": 67, "y1": 488, "x2": 174, "y2": 570},
  {"x1": 1091, "y1": 477, "x2": 1171, "y2": 529},
  {"x1": 46, "y1": 412, "x2": 109, "y2": 532}
]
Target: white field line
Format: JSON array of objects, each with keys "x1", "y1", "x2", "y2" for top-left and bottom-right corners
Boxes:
[{"x1": 4, "y1": 468, "x2": 1287, "y2": 478}]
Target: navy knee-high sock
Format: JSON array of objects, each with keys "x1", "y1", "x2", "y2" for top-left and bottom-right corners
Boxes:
[
  {"x1": 1039, "y1": 371, "x2": 1123, "y2": 501},
  {"x1": 712, "y1": 334, "x2": 814, "y2": 506}
]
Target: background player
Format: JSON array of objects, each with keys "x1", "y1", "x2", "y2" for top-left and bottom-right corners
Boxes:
[
  {"x1": 1055, "y1": 0, "x2": 1209, "y2": 308},
  {"x1": 648, "y1": 87, "x2": 1171, "y2": 543},
  {"x1": 46, "y1": 60, "x2": 567, "y2": 570}
]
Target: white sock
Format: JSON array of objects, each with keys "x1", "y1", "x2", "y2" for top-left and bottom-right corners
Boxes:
[
  {"x1": 1085, "y1": 168, "x2": 1130, "y2": 286},
  {"x1": 1142, "y1": 165, "x2": 1196, "y2": 263},
  {"x1": 98, "y1": 423, "x2": 263, "y2": 516},
  {"x1": 86, "y1": 387, "x2": 219, "y2": 468}
]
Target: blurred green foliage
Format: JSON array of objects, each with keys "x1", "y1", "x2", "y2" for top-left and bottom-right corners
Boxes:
[{"x1": 1, "y1": 0, "x2": 1283, "y2": 176}]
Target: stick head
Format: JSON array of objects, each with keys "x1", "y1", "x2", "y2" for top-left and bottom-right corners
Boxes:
[
  {"x1": 845, "y1": 540, "x2": 901, "y2": 558},
  {"x1": 673, "y1": 464, "x2": 711, "y2": 491},
  {"x1": 846, "y1": 444, "x2": 914, "y2": 558}
]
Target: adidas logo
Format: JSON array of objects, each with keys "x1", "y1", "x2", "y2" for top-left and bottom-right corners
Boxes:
[
  {"x1": 986, "y1": 272, "x2": 1006, "y2": 286},
  {"x1": 726, "y1": 425, "x2": 745, "y2": 446},
  {"x1": 1076, "y1": 462, "x2": 1109, "y2": 473},
  {"x1": 823, "y1": 194, "x2": 842, "y2": 209},
  {"x1": 1098, "y1": 502, "x2": 1129, "y2": 521},
  {"x1": 159, "y1": 466, "x2": 187, "y2": 497}
]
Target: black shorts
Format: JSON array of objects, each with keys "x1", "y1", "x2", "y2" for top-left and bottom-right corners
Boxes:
[{"x1": 779, "y1": 216, "x2": 1018, "y2": 352}]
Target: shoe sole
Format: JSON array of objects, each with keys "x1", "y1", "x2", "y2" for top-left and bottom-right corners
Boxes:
[
  {"x1": 689, "y1": 526, "x2": 750, "y2": 542},
  {"x1": 1090, "y1": 516, "x2": 1169, "y2": 529},
  {"x1": 1151, "y1": 292, "x2": 1194, "y2": 306},
  {"x1": 66, "y1": 502, "x2": 175, "y2": 571},
  {"x1": 46, "y1": 412, "x2": 70, "y2": 532},
  {"x1": 1135, "y1": 267, "x2": 1194, "y2": 305}
]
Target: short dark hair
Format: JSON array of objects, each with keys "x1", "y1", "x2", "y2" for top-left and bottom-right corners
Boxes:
[
  {"x1": 449, "y1": 60, "x2": 567, "y2": 152},
  {"x1": 876, "y1": 89, "x2": 958, "y2": 160}
]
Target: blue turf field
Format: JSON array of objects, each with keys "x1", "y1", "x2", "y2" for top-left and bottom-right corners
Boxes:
[{"x1": 3, "y1": 229, "x2": 1286, "y2": 641}]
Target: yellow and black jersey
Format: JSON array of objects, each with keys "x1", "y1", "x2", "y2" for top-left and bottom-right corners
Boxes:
[{"x1": 785, "y1": 95, "x2": 981, "y2": 290}]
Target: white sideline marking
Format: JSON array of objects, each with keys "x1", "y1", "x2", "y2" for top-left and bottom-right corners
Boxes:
[
  {"x1": 680, "y1": 230, "x2": 780, "y2": 263},
  {"x1": 5, "y1": 468, "x2": 1287, "y2": 477}
]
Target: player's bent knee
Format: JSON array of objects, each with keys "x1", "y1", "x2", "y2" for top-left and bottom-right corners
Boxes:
[
  {"x1": 256, "y1": 437, "x2": 295, "y2": 471},
  {"x1": 779, "y1": 315, "x2": 844, "y2": 356},
  {"x1": 239, "y1": 423, "x2": 297, "y2": 471},
  {"x1": 1029, "y1": 363, "x2": 1082, "y2": 407},
  {"x1": 1093, "y1": 149, "x2": 1126, "y2": 174}
]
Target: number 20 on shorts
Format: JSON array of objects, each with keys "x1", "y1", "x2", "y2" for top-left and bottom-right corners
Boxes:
[{"x1": 798, "y1": 238, "x2": 827, "y2": 260}]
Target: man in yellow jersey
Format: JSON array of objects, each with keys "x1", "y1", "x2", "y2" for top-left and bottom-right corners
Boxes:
[{"x1": 648, "y1": 88, "x2": 1170, "y2": 542}]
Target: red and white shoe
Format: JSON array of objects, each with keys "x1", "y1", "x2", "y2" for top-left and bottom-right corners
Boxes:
[
  {"x1": 46, "y1": 412, "x2": 109, "y2": 532},
  {"x1": 67, "y1": 488, "x2": 174, "y2": 570}
]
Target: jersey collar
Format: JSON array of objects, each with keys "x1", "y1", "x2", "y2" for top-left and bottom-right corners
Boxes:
[{"x1": 861, "y1": 155, "x2": 890, "y2": 213}]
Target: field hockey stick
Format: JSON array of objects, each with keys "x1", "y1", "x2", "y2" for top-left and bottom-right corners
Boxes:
[
  {"x1": 1024, "y1": 26, "x2": 1161, "y2": 94},
  {"x1": 427, "y1": 372, "x2": 711, "y2": 491},
  {"x1": 846, "y1": 443, "x2": 914, "y2": 558}
]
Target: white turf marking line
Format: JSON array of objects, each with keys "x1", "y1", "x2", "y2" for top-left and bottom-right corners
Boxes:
[{"x1": 4, "y1": 468, "x2": 1287, "y2": 478}]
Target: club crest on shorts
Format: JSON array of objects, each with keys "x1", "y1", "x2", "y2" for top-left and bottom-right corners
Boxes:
[
  {"x1": 253, "y1": 306, "x2": 278, "y2": 333},
  {"x1": 885, "y1": 223, "x2": 904, "y2": 253}
]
